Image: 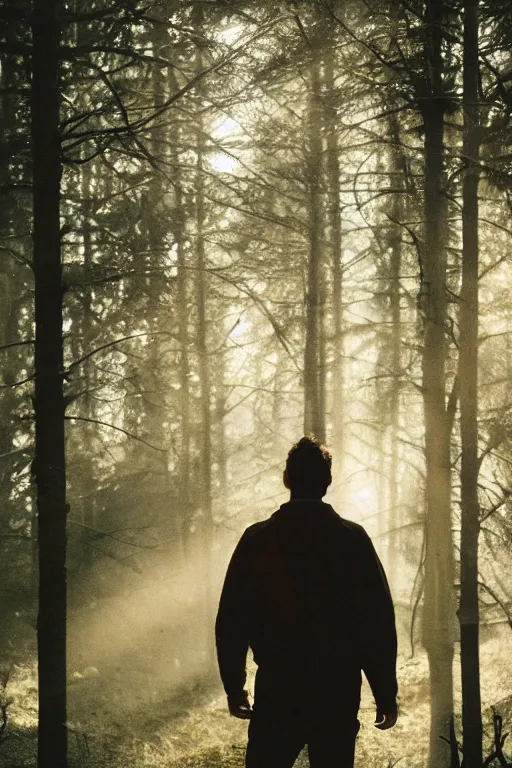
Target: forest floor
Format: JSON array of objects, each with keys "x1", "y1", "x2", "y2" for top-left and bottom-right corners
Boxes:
[{"x1": 1, "y1": 627, "x2": 511, "y2": 768}]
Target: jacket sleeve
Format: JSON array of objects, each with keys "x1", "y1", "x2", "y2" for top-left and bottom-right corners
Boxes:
[
  {"x1": 215, "y1": 530, "x2": 250, "y2": 697},
  {"x1": 357, "y1": 528, "x2": 398, "y2": 710}
]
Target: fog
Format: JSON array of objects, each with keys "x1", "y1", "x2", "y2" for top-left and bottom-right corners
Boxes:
[{"x1": 1, "y1": 1, "x2": 512, "y2": 767}]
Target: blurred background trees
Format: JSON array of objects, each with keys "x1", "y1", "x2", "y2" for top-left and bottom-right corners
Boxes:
[{"x1": 1, "y1": 0, "x2": 512, "y2": 765}]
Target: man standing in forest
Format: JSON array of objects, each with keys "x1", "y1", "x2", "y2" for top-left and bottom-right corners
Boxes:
[{"x1": 215, "y1": 435, "x2": 398, "y2": 768}]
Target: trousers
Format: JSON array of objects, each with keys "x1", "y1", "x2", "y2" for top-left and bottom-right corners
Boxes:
[{"x1": 245, "y1": 702, "x2": 360, "y2": 768}]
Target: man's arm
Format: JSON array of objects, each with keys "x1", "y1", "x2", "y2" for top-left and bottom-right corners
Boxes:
[
  {"x1": 215, "y1": 530, "x2": 251, "y2": 716},
  {"x1": 357, "y1": 528, "x2": 398, "y2": 724}
]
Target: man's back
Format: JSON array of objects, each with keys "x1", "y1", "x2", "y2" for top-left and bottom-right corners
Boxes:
[{"x1": 216, "y1": 499, "x2": 397, "y2": 712}]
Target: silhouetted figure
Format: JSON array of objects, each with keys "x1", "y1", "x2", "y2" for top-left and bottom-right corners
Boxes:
[{"x1": 216, "y1": 436, "x2": 398, "y2": 768}]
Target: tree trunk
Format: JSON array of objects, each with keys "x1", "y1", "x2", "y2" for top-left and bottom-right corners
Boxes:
[
  {"x1": 387, "y1": 117, "x2": 405, "y2": 586},
  {"x1": 143, "y1": 18, "x2": 169, "y2": 524},
  {"x1": 214, "y1": 347, "x2": 228, "y2": 510},
  {"x1": 196, "y1": 143, "x2": 214, "y2": 668},
  {"x1": 303, "y1": 44, "x2": 325, "y2": 442},
  {"x1": 194, "y1": 19, "x2": 214, "y2": 667},
  {"x1": 167, "y1": 62, "x2": 191, "y2": 564},
  {"x1": 271, "y1": 348, "x2": 289, "y2": 460},
  {"x1": 31, "y1": 0, "x2": 68, "y2": 764},
  {"x1": 458, "y1": 0, "x2": 482, "y2": 764},
  {"x1": 78, "y1": 159, "x2": 95, "y2": 572},
  {"x1": 421, "y1": 3, "x2": 455, "y2": 766},
  {"x1": 174, "y1": 145, "x2": 191, "y2": 564},
  {"x1": 324, "y1": 46, "x2": 344, "y2": 464}
]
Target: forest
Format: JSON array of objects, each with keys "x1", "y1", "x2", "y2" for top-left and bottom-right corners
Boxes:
[{"x1": 0, "y1": 0, "x2": 511, "y2": 766}]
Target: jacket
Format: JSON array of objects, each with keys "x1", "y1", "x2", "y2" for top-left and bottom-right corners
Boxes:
[{"x1": 215, "y1": 499, "x2": 398, "y2": 710}]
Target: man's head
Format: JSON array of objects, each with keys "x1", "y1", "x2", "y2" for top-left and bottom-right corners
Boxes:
[{"x1": 283, "y1": 435, "x2": 332, "y2": 499}]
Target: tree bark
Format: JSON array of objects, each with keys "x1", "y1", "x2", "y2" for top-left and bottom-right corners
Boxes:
[
  {"x1": 421, "y1": 3, "x2": 455, "y2": 766},
  {"x1": 196, "y1": 130, "x2": 214, "y2": 669},
  {"x1": 78, "y1": 159, "x2": 95, "y2": 572},
  {"x1": 167, "y1": 63, "x2": 191, "y2": 564},
  {"x1": 214, "y1": 347, "x2": 228, "y2": 510},
  {"x1": 303, "y1": 42, "x2": 325, "y2": 442},
  {"x1": 194, "y1": 15, "x2": 214, "y2": 667},
  {"x1": 142, "y1": 18, "x2": 169, "y2": 523},
  {"x1": 31, "y1": 0, "x2": 68, "y2": 764},
  {"x1": 459, "y1": 0, "x2": 482, "y2": 764},
  {"x1": 387, "y1": 116, "x2": 405, "y2": 585},
  {"x1": 174, "y1": 141, "x2": 191, "y2": 564},
  {"x1": 324, "y1": 45, "x2": 344, "y2": 465}
]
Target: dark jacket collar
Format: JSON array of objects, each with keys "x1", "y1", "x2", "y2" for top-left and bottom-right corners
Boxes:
[{"x1": 275, "y1": 499, "x2": 335, "y2": 516}]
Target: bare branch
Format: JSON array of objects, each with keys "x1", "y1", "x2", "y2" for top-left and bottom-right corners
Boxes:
[
  {"x1": 68, "y1": 331, "x2": 179, "y2": 371},
  {"x1": 478, "y1": 580, "x2": 512, "y2": 630},
  {"x1": 62, "y1": 16, "x2": 288, "y2": 147},
  {"x1": 0, "y1": 245, "x2": 33, "y2": 270},
  {"x1": 68, "y1": 518, "x2": 159, "y2": 550},
  {"x1": 65, "y1": 415, "x2": 167, "y2": 453},
  {"x1": 0, "y1": 375, "x2": 34, "y2": 391},
  {"x1": 0, "y1": 340, "x2": 34, "y2": 353}
]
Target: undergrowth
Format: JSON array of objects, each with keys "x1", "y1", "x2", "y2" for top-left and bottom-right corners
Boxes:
[{"x1": 0, "y1": 628, "x2": 510, "y2": 767}]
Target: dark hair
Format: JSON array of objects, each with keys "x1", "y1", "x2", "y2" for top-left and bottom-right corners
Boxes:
[{"x1": 285, "y1": 435, "x2": 332, "y2": 495}]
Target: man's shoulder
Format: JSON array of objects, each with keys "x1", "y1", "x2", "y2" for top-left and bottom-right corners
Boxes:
[
  {"x1": 326, "y1": 506, "x2": 371, "y2": 540},
  {"x1": 231, "y1": 519, "x2": 274, "y2": 563},
  {"x1": 335, "y1": 515, "x2": 369, "y2": 538},
  {"x1": 238, "y1": 508, "x2": 372, "y2": 548},
  {"x1": 326, "y1": 511, "x2": 380, "y2": 560},
  {"x1": 231, "y1": 519, "x2": 270, "y2": 549},
  {"x1": 240, "y1": 518, "x2": 273, "y2": 542}
]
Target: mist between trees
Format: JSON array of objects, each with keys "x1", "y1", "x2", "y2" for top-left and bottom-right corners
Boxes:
[{"x1": 0, "y1": 0, "x2": 511, "y2": 767}]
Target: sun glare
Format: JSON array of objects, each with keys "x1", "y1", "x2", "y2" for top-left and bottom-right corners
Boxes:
[
  {"x1": 210, "y1": 152, "x2": 239, "y2": 173},
  {"x1": 216, "y1": 22, "x2": 244, "y2": 46},
  {"x1": 212, "y1": 116, "x2": 239, "y2": 140}
]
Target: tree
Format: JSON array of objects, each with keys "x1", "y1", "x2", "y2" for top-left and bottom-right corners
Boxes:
[
  {"x1": 31, "y1": 0, "x2": 68, "y2": 764},
  {"x1": 323, "y1": 32, "x2": 345, "y2": 471},
  {"x1": 414, "y1": 3, "x2": 458, "y2": 764},
  {"x1": 458, "y1": 0, "x2": 482, "y2": 764},
  {"x1": 193, "y1": 4, "x2": 214, "y2": 666},
  {"x1": 303, "y1": 20, "x2": 326, "y2": 442}
]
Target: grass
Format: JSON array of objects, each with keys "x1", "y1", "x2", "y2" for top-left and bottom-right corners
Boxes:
[{"x1": 0, "y1": 627, "x2": 511, "y2": 767}]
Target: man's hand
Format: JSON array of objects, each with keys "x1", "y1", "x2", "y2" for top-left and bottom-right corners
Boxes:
[
  {"x1": 374, "y1": 701, "x2": 398, "y2": 730},
  {"x1": 227, "y1": 690, "x2": 253, "y2": 720}
]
